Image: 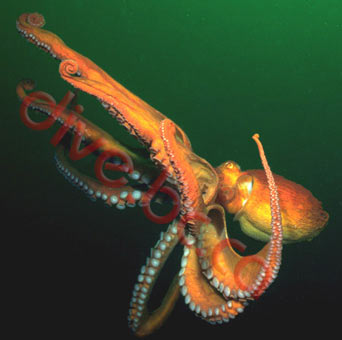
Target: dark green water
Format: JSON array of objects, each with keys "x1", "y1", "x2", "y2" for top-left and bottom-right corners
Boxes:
[{"x1": 3, "y1": 1, "x2": 341, "y2": 338}]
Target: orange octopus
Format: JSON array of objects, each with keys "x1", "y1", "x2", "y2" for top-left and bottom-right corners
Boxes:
[{"x1": 16, "y1": 13, "x2": 328, "y2": 337}]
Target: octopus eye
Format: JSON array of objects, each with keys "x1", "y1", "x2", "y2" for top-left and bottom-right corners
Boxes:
[{"x1": 225, "y1": 161, "x2": 234, "y2": 169}]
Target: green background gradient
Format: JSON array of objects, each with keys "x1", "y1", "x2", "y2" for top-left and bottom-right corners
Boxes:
[{"x1": 2, "y1": 1, "x2": 341, "y2": 338}]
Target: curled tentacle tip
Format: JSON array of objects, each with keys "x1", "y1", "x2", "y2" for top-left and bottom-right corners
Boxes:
[
  {"x1": 27, "y1": 13, "x2": 45, "y2": 27},
  {"x1": 59, "y1": 59, "x2": 79, "y2": 76},
  {"x1": 20, "y1": 79, "x2": 35, "y2": 90},
  {"x1": 252, "y1": 133, "x2": 260, "y2": 140}
]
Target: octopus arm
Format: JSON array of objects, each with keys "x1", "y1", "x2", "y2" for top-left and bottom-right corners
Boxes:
[
  {"x1": 16, "y1": 79, "x2": 158, "y2": 176},
  {"x1": 128, "y1": 222, "x2": 181, "y2": 336},
  {"x1": 16, "y1": 13, "x2": 192, "y2": 173}
]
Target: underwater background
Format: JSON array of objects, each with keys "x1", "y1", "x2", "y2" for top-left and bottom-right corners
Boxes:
[{"x1": 2, "y1": 0, "x2": 341, "y2": 338}]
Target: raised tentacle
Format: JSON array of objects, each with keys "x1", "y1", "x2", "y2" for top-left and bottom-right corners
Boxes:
[
  {"x1": 16, "y1": 13, "x2": 192, "y2": 173},
  {"x1": 16, "y1": 14, "x2": 222, "y2": 206},
  {"x1": 250, "y1": 133, "x2": 282, "y2": 296}
]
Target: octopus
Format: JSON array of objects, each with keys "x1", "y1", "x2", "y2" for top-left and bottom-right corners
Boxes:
[{"x1": 16, "y1": 13, "x2": 329, "y2": 337}]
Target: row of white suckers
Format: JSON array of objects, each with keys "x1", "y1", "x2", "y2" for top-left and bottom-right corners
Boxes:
[
  {"x1": 178, "y1": 242, "x2": 248, "y2": 324},
  {"x1": 195, "y1": 221, "x2": 281, "y2": 301},
  {"x1": 16, "y1": 22, "x2": 82, "y2": 76},
  {"x1": 54, "y1": 153, "x2": 152, "y2": 209},
  {"x1": 194, "y1": 245, "x2": 280, "y2": 306},
  {"x1": 20, "y1": 70, "x2": 154, "y2": 211},
  {"x1": 127, "y1": 223, "x2": 251, "y2": 332},
  {"x1": 196, "y1": 235, "x2": 253, "y2": 300},
  {"x1": 55, "y1": 149, "x2": 258, "y2": 326},
  {"x1": 55, "y1": 148, "x2": 278, "y2": 326},
  {"x1": 16, "y1": 22, "x2": 58, "y2": 59},
  {"x1": 127, "y1": 221, "x2": 180, "y2": 332}
]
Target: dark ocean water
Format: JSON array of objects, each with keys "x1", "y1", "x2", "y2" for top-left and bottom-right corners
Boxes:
[{"x1": 3, "y1": 1, "x2": 341, "y2": 338}]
